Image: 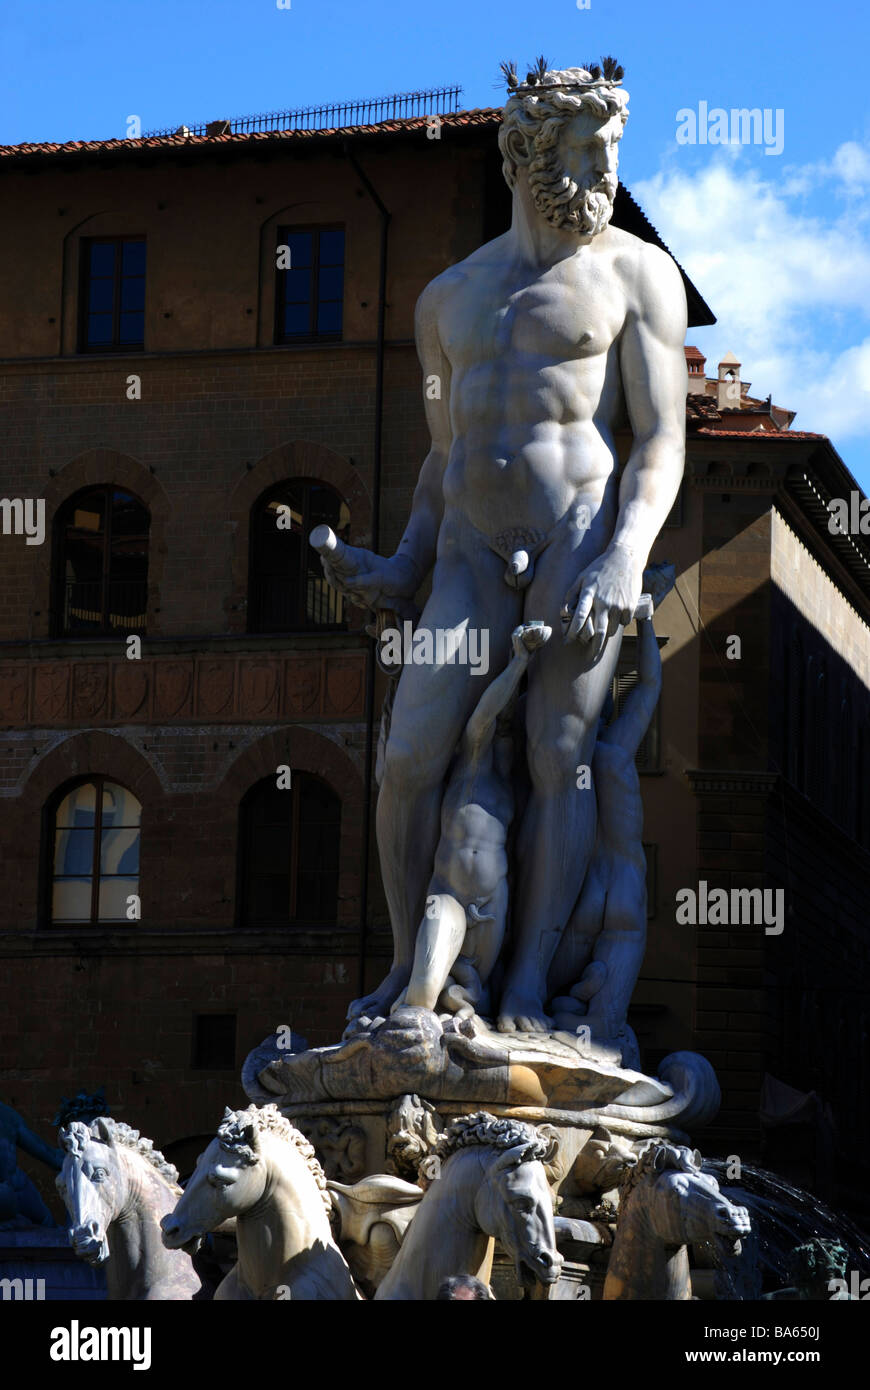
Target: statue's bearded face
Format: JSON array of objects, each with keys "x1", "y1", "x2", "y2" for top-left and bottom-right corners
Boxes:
[{"x1": 529, "y1": 111, "x2": 623, "y2": 235}]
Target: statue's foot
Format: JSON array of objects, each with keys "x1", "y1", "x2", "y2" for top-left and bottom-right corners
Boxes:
[
  {"x1": 496, "y1": 991, "x2": 553, "y2": 1033},
  {"x1": 345, "y1": 966, "x2": 411, "y2": 1025}
]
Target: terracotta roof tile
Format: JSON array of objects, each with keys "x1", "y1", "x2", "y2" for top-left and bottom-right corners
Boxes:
[
  {"x1": 0, "y1": 109, "x2": 501, "y2": 160},
  {"x1": 694, "y1": 427, "x2": 826, "y2": 440}
]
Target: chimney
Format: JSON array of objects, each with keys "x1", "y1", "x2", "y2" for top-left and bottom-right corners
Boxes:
[
  {"x1": 685, "y1": 346, "x2": 707, "y2": 395},
  {"x1": 717, "y1": 351, "x2": 742, "y2": 410}
]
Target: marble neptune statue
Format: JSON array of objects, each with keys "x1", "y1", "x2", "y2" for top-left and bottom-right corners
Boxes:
[{"x1": 313, "y1": 57, "x2": 687, "y2": 1034}]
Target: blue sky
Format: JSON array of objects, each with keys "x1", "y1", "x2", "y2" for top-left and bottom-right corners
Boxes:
[{"x1": 2, "y1": 0, "x2": 868, "y2": 486}]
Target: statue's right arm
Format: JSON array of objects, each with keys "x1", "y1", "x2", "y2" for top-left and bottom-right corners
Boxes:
[{"x1": 392, "y1": 278, "x2": 453, "y2": 585}]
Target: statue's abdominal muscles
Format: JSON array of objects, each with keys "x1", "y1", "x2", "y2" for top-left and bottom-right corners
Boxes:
[{"x1": 442, "y1": 275, "x2": 624, "y2": 536}]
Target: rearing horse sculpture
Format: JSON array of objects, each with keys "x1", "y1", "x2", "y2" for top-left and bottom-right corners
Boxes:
[
  {"x1": 604, "y1": 1139, "x2": 751, "y2": 1300},
  {"x1": 376, "y1": 1112, "x2": 563, "y2": 1300},
  {"x1": 161, "y1": 1104, "x2": 360, "y2": 1300},
  {"x1": 56, "y1": 1118, "x2": 203, "y2": 1300}
]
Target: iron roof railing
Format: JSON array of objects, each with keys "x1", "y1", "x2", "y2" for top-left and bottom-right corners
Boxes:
[{"x1": 143, "y1": 86, "x2": 464, "y2": 139}]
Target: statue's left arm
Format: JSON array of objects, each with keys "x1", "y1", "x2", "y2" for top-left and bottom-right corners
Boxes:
[{"x1": 564, "y1": 245, "x2": 687, "y2": 658}]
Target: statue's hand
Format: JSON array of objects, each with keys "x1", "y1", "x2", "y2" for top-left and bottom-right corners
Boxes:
[
  {"x1": 310, "y1": 526, "x2": 421, "y2": 611},
  {"x1": 511, "y1": 620, "x2": 552, "y2": 660},
  {"x1": 561, "y1": 543, "x2": 644, "y2": 660}
]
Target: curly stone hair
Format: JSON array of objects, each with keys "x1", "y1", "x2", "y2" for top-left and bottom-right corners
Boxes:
[
  {"x1": 618, "y1": 1139, "x2": 701, "y2": 1201},
  {"x1": 216, "y1": 1104, "x2": 332, "y2": 1217},
  {"x1": 435, "y1": 1112, "x2": 557, "y2": 1168},
  {"x1": 60, "y1": 1117, "x2": 180, "y2": 1190},
  {"x1": 499, "y1": 64, "x2": 630, "y2": 190}
]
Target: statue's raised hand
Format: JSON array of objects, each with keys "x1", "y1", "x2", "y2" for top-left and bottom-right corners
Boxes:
[
  {"x1": 561, "y1": 542, "x2": 644, "y2": 661},
  {"x1": 310, "y1": 525, "x2": 421, "y2": 613}
]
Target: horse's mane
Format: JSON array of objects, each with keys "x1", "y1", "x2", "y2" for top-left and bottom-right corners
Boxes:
[
  {"x1": 61, "y1": 1118, "x2": 181, "y2": 1190},
  {"x1": 619, "y1": 1139, "x2": 700, "y2": 1200},
  {"x1": 435, "y1": 1112, "x2": 556, "y2": 1168},
  {"x1": 217, "y1": 1104, "x2": 332, "y2": 1217}
]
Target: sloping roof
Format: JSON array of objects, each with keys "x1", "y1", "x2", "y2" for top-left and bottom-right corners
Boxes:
[
  {"x1": 694, "y1": 428, "x2": 826, "y2": 440},
  {"x1": 0, "y1": 108, "x2": 499, "y2": 160}
]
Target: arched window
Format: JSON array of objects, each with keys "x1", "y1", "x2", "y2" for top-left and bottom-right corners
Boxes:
[
  {"x1": 248, "y1": 480, "x2": 349, "y2": 633},
  {"x1": 237, "y1": 772, "x2": 340, "y2": 926},
  {"x1": 53, "y1": 486, "x2": 150, "y2": 637},
  {"x1": 47, "y1": 777, "x2": 141, "y2": 924}
]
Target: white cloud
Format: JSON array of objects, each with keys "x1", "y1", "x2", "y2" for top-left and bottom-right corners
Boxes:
[
  {"x1": 633, "y1": 144, "x2": 870, "y2": 464},
  {"x1": 833, "y1": 141, "x2": 870, "y2": 188}
]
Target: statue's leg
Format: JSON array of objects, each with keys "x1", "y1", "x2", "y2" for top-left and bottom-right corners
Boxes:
[
  {"x1": 348, "y1": 530, "x2": 518, "y2": 1022},
  {"x1": 400, "y1": 892, "x2": 467, "y2": 1012},
  {"x1": 498, "y1": 517, "x2": 623, "y2": 1032},
  {"x1": 582, "y1": 859, "x2": 648, "y2": 1039}
]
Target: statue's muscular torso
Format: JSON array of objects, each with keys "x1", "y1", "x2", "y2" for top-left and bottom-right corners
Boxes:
[{"x1": 430, "y1": 224, "x2": 645, "y2": 540}]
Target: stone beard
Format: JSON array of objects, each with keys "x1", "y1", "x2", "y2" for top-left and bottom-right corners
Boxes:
[{"x1": 528, "y1": 159, "x2": 616, "y2": 234}]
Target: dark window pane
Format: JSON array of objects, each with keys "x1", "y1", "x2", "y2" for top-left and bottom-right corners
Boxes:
[
  {"x1": 249, "y1": 480, "x2": 347, "y2": 633},
  {"x1": 239, "y1": 773, "x2": 339, "y2": 926},
  {"x1": 120, "y1": 278, "x2": 146, "y2": 312},
  {"x1": 90, "y1": 242, "x2": 116, "y2": 276},
  {"x1": 316, "y1": 301, "x2": 342, "y2": 334},
  {"x1": 193, "y1": 1014, "x2": 236, "y2": 1069},
  {"x1": 110, "y1": 492, "x2": 150, "y2": 537},
  {"x1": 282, "y1": 230, "x2": 313, "y2": 268},
  {"x1": 88, "y1": 279, "x2": 115, "y2": 314},
  {"x1": 57, "y1": 487, "x2": 149, "y2": 638},
  {"x1": 118, "y1": 312, "x2": 144, "y2": 344},
  {"x1": 318, "y1": 265, "x2": 343, "y2": 301},
  {"x1": 87, "y1": 315, "x2": 113, "y2": 345},
  {"x1": 82, "y1": 239, "x2": 145, "y2": 352},
  {"x1": 319, "y1": 229, "x2": 345, "y2": 264},
  {"x1": 282, "y1": 267, "x2": 312, "y2": 303},
  {"x1": 121, "y1": 240, "x2": 146, "y2": 275},
  {"x1": 283, "y1": 303, "x2": 310, "y2": 336}
]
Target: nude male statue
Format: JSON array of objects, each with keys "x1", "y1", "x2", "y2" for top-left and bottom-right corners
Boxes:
[
  {"x1": 392, "y1": 620, "x2": 551, "y2": 1023},
  {"x1": 314, "y1": 59, "x2": 687, "y2": 1033}
]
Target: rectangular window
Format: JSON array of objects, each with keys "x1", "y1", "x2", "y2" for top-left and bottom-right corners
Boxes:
[
  {"x1": 275, "y1": 226, "x2": 344, "y2": 343},
  {"x1": 192, "y1": 1014, "x2": 237, "y2": 1070},
  {"x1": 80, "y1": 238, "x2": 146, "y2": 352}
]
